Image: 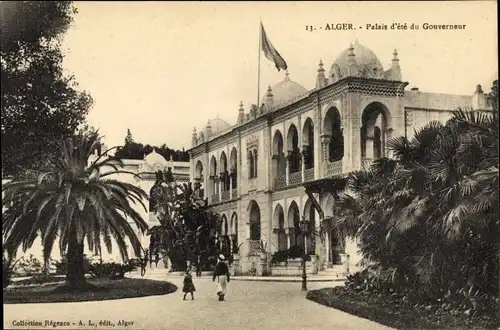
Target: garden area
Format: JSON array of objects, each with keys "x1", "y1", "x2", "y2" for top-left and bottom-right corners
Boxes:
[
  {"x1": 3, "y1": 254, "x2": 177, "y2": 304},
  {"x1": 307, "y1": 105, "x2": 500, "y2": 329}
]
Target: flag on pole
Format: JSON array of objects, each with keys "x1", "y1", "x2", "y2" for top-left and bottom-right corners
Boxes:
[{"x1": 260, "y1": 22, "x2": 288, "y2": 71}]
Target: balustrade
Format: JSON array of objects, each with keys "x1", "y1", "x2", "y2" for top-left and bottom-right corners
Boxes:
[
  {"x1": 231, "y1": 189, "x2": 238, "y2": 199},
  {"x1": 210, "y1": 194, "x2": 220, "y2": 204},
  {"x1": 289, "y1": 172, "x2": 302, "y2": 185},
  {"x1": 221, "y1": 190, "x2": 230, "y2": 202},
  {"x1": 325, "y1": 160, "x2": 343, "y2": 177},
  {"x1": 274, "y1": 175, "x2": 286, "y2": 189},
  {"x1": 304, "y1": 167, "x2": 315, "y2": 182}
]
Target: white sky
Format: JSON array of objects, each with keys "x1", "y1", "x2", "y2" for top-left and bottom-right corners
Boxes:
[{"x1": 61, "y1": 1, "x2": 498, "y2": 150}]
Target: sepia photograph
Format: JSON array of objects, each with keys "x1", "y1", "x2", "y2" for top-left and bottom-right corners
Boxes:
[{"x1": 2, "y1": 1, "x2": 499, "y2": 329}]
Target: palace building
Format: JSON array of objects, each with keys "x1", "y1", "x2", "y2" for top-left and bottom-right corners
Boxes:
[{"x1": 187, "y1": 40, "x2": 495, "y2": 276}]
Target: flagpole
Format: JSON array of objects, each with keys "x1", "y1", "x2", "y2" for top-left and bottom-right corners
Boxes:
[{"x1": 257, "y1": 19, "x2": 262, "y2": 109}]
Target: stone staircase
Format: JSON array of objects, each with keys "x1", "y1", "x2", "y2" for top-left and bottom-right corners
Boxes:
[{"x1": 318, "y1": 264, "x2": 349, "y2": 279}]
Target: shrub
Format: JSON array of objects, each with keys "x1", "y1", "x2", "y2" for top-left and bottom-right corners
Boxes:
[{"x1": 270, "y1": 250, "x2": 288, "y2": 265}]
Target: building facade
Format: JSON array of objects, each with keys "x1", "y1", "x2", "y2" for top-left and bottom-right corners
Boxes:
[{"x1": 187, "y1": 40, "x2": 494, "y2": 276}]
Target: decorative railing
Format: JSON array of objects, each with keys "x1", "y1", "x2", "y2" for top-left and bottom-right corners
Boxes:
[
  {"x1": 326, "y1": 160, "x2": 343, "y2": 177},
  {"x1": 361, "y1": 158, "x2": 374, "y2": 170},
  {"x1": 248, "y1": 240, "x2": 262, "y2": 254},
  {"x1": 210, "y1": 194, "x2": 219, "y2": 204},
  {"x1": 221, "y1": 190, "x2": 230, "y2": 201},
  {"x1": 231, "y1": 189, "x2": 238, "y2": 199},
  {"x1": 304, "y1": 168, "x2": 315, "y2": 182},
  {"x1": 274, "y1": 175, "x2": 286, "y2": 189},
  {"x1": 289, "y1": 172, "x2": 302, "y2": 185}
]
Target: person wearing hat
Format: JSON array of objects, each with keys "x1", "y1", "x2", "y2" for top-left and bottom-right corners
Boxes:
[{"x1": 212, "y1": 254, "x2": 230, "y2": 301}]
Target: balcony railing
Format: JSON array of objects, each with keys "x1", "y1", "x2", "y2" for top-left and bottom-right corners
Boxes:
[
  {"x1": 361, "y1": 158, "x2": 374, "y2": 170},
  {"x1": 248, "y1": 240, "x2": 262, "y2": 254},
  {"x1": 221, "y1": 190, "x2": 230, "y2": 201},
  {"x1": 231, "y1": 189, "x2": 238, "y2": 199},
  {"x1": 210, "y1": 194, "x2": 219, "y2": 204},
  {"x1": 289, "y1": 171, "x2": 302, "y2": 185},
  {"x1": 274, "y1": 175, "x2": 286, "y2": 189},
  {"x1": 326, "y1": 160, "x2": 343, "y2": 177},
  {"x1": 304, "y1": 167, "x2": 315, "y2": 182}
]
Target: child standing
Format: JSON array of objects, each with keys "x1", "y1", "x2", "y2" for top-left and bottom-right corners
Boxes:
[{"x1": 182, "y1": 268, "x2": 196, "y2": 300}]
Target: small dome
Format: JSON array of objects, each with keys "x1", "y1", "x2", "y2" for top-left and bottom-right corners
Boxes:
[
  {"x1": 205, "y1": 117, "x2": 231, "y2": 135},
  {"x1": 143, "y1": 149, "x2": 168, "y2": 171},
  {"x1": 329, "y1": 40, "x2": 384, "y2": 82},
  {"x1": 262, "y1": 72, "x2": 308, "y2": 108}
]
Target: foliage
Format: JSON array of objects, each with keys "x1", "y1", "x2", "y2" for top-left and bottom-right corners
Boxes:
[
  {"x1": 147, "y1": 170, "x2": 222, "y2": 271},
  {"x1": 307, "y1": 284, "x2": 499, "y2": 330},
  {"x1": 3, "y1": 252, "x2": 23, "y2": 288},
  {"x1": 14, "y1": 254, "x2": 42, "y2": 276},
  {"x1": 328, "y1": 108, "x2": 499, "y2": 315},
  {"x1": 4, "y1": 278, "x2": 178, "y2": 304},
  {"x1": 1, "y1": 1, "x2": 93, "y2": 177},
  {"x1": 2, "y1": 132, "x2": 149, "y2": 290},
  {"x1": 114, "y1": 129, "x2": 189, "y2": 162},
  {"x1": 88, "y1": 262, "x2": 136, "y2": 279},
  {"x1": 270, "y1": 245, "x2": 311, "y2": 265}
]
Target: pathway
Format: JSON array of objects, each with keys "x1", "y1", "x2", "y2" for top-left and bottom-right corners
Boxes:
[{"x1": 4, "y1": 273, "x2": 393, "y2": 330}]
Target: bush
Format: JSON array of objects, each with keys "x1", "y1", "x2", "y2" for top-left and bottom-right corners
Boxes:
[{"x1": 270, "y1": 250, "x2": 288, "y2": 265}]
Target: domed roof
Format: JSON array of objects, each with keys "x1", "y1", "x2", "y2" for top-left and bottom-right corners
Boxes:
[
  {"x1": 143, "y1": 148, "x2": 168, "y2": 167},
  {"x1": 262, "y1": 71, "x2": 308, "y2": 108},
  {"x1": 205, "y1": 117, "x2": 231, "y2": 135},
  {"x1": 329, "y1": 40, "x2": 385, "y2": 82}
]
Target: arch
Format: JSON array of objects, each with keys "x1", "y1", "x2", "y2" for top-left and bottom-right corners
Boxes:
[
  {"x1": 209, "y1": 155, "x2": 217, "y2": 177},
  {"x1": 287, "y1": 201, "x2": 303, "y2": 250},
  {"x1": 230, "y1": 212, "x2": 238, "y2": 236},
  {"x1": 301, "y1": 117, "x2": 314, "y2": 145},
  {"x1": 220, "y1": 152, "x2": 228, "y2": 172},
  {"x1": 247, "y1": 200, "x2": 261, "y2": 241},
  {"x1": 230, "y1": 212, "x2": 239, "y2": 253},
  {"x1": 272, "y1": 130, "x2": 284, "y2": 156},
  {"x1": 287, "y1": 201, "x2": 300, "y2": 228},
  {"x1": 323, "y1": 107, "x2": 344, "y2": 162},
  {"x1": 302, "y1": 117, "x2": 315, "y2": 170},
  {"x1": 323, "y1": 107, "x2": 342, "y2": 136},
  {"x1": 273, "y1": 204, "x2": 285, "y2": 229},
  {"x1": 273, "y1": 204, "x2": 287, "y2": 251},
  {"x1": 361, "y1": 102, "x2": 391, "y2": 159},
  {"x1": 229, "y1": 147, "x2": 238, "y2": 170},
  {"x1": 195, "y1": 160, "x2": 203, "y2": 179},
  {"x1": 303, "y1": 198, "x2": 317, "y2": 254},
  {"x1": 286, "y1": 124, "x2": 299, "y2": 152},
  {"x1": 220, "y1": 214, "x2": 229, "y2": 236},
  {"x1": 323, "y1": 193, "x2": 336, "y2": 218}
]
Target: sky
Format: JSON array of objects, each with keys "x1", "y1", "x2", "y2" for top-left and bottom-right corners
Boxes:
[{"x1": 61, "y1": 1, "x2": 498, "y2": 150}]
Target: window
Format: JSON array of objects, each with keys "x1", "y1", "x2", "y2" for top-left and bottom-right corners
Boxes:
[{"x1": 248, "y1": 148, "x2": 258, "y2": 179}]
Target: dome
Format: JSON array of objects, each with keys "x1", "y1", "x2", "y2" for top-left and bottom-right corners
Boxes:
[
  {"x1": 329, "y1": 40, "x2": 385, "y2": 82},
  {"x1": 205, "y1": 117, "x2": 231, "y2": 135},
  {"x1": 262, "y1": 72, "x2": 308, "y2": 108},
  {"x1": 143, "y1": 149, "x2": 168, "y2": 169}
]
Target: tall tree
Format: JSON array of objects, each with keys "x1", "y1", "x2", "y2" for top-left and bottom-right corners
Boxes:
[
  {"x1": 1, "y1": 1, "x2": 92, "y2": 177},
  {"x1": 2, "y1": 132, "x2": 149, "y2": 290},
  {"x1": 148, "y1": 170, "x2": 221, "y2": 271}
]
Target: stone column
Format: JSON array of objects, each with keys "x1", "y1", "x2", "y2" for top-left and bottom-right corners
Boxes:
[
  {"x1": 285, "y1": 152, "x2": 291, "y2": 185},
  {"x1": 365, "y1": 137, "x2": 374, "y2": 159},
  {"x1": 301, "y1": 147, "x2": 307, "y2": 181},
  {"x1": 325, "y1": 231, "x2": 330, "y2": 267},
  {"x1": 216, "y1": 176, "x2": 221, "y2": 199},
  {"x1": 320, "y1": 135, "x2": 331, "y2": 177},
  {"x1": 285, "y1": 228, "x2": 292, "y2": 249},
  {"x1": 351, "y1": 122, "x2": 362, "y2": 171}
]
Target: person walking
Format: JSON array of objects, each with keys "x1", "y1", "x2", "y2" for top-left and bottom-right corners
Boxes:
[
  {"x1": 196, "y1": 255, "x2": 202, "y2": 277},
  {"x1": 182, "y1": 268, "x2": 196, "y2": 300},
  {"x1": 212, "y1": 254, "x2": 230, "y2": 301}
]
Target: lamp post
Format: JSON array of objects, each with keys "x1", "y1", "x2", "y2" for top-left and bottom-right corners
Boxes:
[{"x1": 299, "y1": 216, "x2": 310, "y2": 291}]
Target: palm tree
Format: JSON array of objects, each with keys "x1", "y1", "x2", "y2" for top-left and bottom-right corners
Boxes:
[
  {"x1": 329, "y1": 108, "x2": 498, "y2": 300},
  {"x1": 2, "y1": 131, "x2": 149, "y2": 290}
]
